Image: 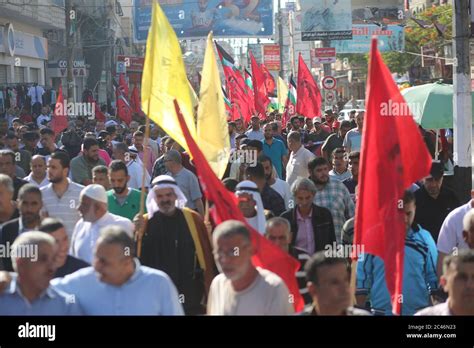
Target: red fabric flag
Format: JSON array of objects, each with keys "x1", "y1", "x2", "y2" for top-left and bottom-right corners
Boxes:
[
  {"x1": 84, "y1": 94, "x2": 105, "y2": 122},
  {"x1": 353, "y1": 38, "x2": 432, "y2": 315},
  {"x1": 249, "y1": 51, "x2": 270, "y2": 118},
  {"x1": 261, "y1": 63, "x2": 276, "y2": 97},
  {"x1": 130, "y1": 85, "x2": 144, "y2": 117},
  {"x1": 296, "y1": 54, "x2": 321, "y2": 118},
  {"x1": 115, "y1": 74, "x2": 132, "y2": 125},
  {"x1": 174, "y1": 99, "x2": 304, "y2": 312},
  {"x1": 51, "y1": 84, "x2": 68, "y2": 135}
]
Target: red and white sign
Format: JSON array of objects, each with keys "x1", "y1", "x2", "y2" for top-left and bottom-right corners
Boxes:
[
  {"x1": 314, "y1": 48, "x2": 336, "y2": 64},
  {"x1": 263, "y1": 45, "x2": 281, "y2": 71},
  {"x1": 117, "y1": 55, "x2": 145, "y2": 72},
  {"x1": 325, "y1": 90, "x2": 336, "y2": 103},
  {"x1": 322, "y1": 76, "x2": 336, "y2": 90}
]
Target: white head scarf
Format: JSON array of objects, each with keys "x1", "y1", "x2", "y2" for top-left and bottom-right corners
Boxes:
[
  {"x1": 235, "y1": 180, "x2": 266, "y2": 235},
  {"x1": 146, "y1": 175, "x2": 187, "y2": 219}
]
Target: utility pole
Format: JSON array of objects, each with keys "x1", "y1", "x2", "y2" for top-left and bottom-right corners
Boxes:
[
  {"x1": 65, "y1": 0, "x2": 74, "y2": 103},
  {"x1": 322, "y1": 40, "x2": 332, "y2": 77},
  {"x1": 278, "y1": 0, "x2": 284, "y2": 78},
  {"x1": 453, "y1": 0, "x2": 472, "y2": 203}
]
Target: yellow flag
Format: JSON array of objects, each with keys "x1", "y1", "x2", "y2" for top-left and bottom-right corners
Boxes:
[
  {"x1": 141, "y1": 0, "x2": 195, "y2": 151},
  {"x1": 197, "y1": 32, "x2": 230, "y2": 179},
  {"x1": 188, "y1": 79, "x2": 199, "y2": 112},
  {"x1": 277, "y1": 76, "x2": 288, "y2": 113}
]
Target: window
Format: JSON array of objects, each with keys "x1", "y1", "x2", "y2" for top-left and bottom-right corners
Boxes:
[{"x1": 14, "y1": 66, "x2": 25, "y2": 83}]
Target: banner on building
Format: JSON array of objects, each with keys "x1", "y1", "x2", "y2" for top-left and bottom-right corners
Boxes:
[
  {"x1": 330, "y1": 25, "x2": 405, "y2": 53},
  {"x1": 263, "y1": 45, "x2": 280, "y2": 71},
  {"x1": 133, "y1": 0, "x2": 274, "y2": 42},
  {"x1": 299, "y1": 0, "x2": 352, "y2": 41}
]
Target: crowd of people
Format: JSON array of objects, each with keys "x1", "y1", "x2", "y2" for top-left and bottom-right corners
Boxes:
[{"x1": 0, "y1": 105, "x2": 473, "y2": 316}]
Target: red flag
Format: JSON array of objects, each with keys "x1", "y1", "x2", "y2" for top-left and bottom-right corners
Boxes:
[
  {"x1": 296, "y1": 54, "x2": 321, "y2": 118},
  {"x1": 353, "y1": 38, "x2": 432, "y2": 315},
  {"x1": 84, "y1": 94, "x2": 105, "y2": 122},
  {"x1": 115, "y1": 74, "x2": 132, "y2": 125},
  {"x1": 249, "y1": 51, "x2": 270, "y2": 118},
  {"x1": 174, "y1": 99, "x2": 304, "y2": 312},
  {"x1": 130, "y1": 85, "x2": 143, "y2": 117},
  {"x1": 261, "y1": 63, "x2": 276, "y2": 97},
  {"x1": 51, "y1": 84, "x2": 68, "y2": 135}
]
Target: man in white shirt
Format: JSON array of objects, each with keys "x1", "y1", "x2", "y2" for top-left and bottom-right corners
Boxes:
[
  {"x1": 70, "y1": 184, "x2": 134, "y2": 263},
  {"x1": 437, "y1": 197, "x2": 473, "y2": 276},
  {"x1": 24, "y1": 155, "x2": 50, "y2": 188},
  {"x1": 36, "y1": 106, "x2": 51, "y2": 128},
  {"x1": 328, "y1": 147, "x2": 351, "y2": 182},
  {"x1": 112, "y1": 142, "x2": 150, "y2": 190},
  {"x1": 286, "y1": 131, "x2": 316, "y2": 188},
  {"x1": 416, "y1": 249, "x2": 474, "y2": 316},
  {"x1": 245, "y1": 116, "x2": 264, "y2": 141},
  {"x1": 207, "y1": 220, "x2": 294, "y2": 315},
  {"x1": 343, "y1": 111, "x2": 364, "y2": 153},
  {"x1": 260, "y1": 155, "x2": 292, "y2": 210}
]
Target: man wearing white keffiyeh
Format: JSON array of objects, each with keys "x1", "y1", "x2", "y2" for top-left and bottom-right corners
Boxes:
[
  {"x1": 235, "y1": 181, "x2": 266, "y2": 235},
  {"x1": 136, "y1": 175, "x2": 216, "y2": 315}
]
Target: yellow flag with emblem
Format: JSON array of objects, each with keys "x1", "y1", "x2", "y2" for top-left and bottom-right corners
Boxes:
[
  {"x1": 197, "y1": 32, "x2": 230, "y2": 179},
  {"x1": 277, "y1": 76, "x2": 289, "y2": 113},
  {"x1": 141, "y1": 0, "x2": 196, "y2": 151}
]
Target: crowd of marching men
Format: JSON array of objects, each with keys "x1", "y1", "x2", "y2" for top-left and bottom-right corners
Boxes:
[{"x1": 0, "y1": 106, "x2": 472, "y2": 316}]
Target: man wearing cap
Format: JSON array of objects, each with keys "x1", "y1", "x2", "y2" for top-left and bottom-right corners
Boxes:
[
  {"x1": 415, "y1": 161, "x2": 460, "y2": 242},
  {"x1": 321, "y1": 120, "x2": 353, "y2": 163},
  {"x1": 136, "y1": 175, "x2": 216, "y2": 315},
  {"x1": 70, "y1": 184, "x2": 134, "y2": 263},
  {"x1": 343, "y1": 111, "x2": 364, "y2": 153},
  {"x1": 308, "y1": 117, "x2": 330, "y2": 150},
  {"x1": 164, "y1": 149, "x2": 204, "y2": 216}
]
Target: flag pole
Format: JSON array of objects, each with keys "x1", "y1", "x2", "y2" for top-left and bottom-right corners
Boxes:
[{"x1": 136, "y1": 97, "x2": 150, "y2": 258}]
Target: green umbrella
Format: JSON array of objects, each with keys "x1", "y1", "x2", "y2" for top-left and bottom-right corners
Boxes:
[{"x1": 401, "y1": 82, "x2": 474, "y2": 129}]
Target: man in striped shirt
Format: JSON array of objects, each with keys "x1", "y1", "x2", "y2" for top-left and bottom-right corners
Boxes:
[{"x1": 41, "y1": 151, "x2": 84, "y2": 240}]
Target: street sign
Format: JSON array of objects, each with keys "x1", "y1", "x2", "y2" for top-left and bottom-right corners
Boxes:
[
  {"x1": 116, "y1": 61, "x2": 126, "y2": 74},
  {"x1": 322, "y1": 76, "x2": 336, "y2": 90},
  {"x1": 325, "y1": 90, "x2": 336, "y2": 103},
  {"x1": 314, "y1": 48, "x2": 336, "y2": 64}
]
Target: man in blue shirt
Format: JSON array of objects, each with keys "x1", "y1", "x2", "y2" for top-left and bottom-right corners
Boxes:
[
  {"x1": 0, "y1": 231, "x2": 82, "y2": 315},
  {"x1": 356, "y1": 190, "x2": 438, "y2": 315},
  {"x1": 262, "y1": 123, "x2": 288, "y2": 179},
  {"x1": 51, "y1": 226, "x2": 184, "y2": 315}
]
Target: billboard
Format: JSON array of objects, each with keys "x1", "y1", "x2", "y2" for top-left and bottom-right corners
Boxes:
[
  {"x1": 299, "y1": 0, "x2": 352, "y2": 41},
  {"x1": 351, "y1": 0, "x2": 405, "y2": 25},
  {"x1": 133, "y1": 0, "x2": 274, "y2": 42},
  {"x1": 330, "y1": 25, "x2": 405, "y2": 53}
]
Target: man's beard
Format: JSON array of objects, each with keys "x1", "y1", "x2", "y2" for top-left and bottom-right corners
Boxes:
[
  {"x1": 265, "y1": 173, "x2": 272, "y2": 181},
  {"x1": 113, "y1": 186, "x2": 127, "y2": 194},
  {"x1": 49, "y1": 174, "x2": 63, "y2": 184},
  {"x1": 312, "y1": 176, "x2": 329, "y2": 185}
]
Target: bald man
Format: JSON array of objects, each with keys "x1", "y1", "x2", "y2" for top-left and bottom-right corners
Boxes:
[{"x1": 24, "y1": 155, "x2": 50, "y2": 188}]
